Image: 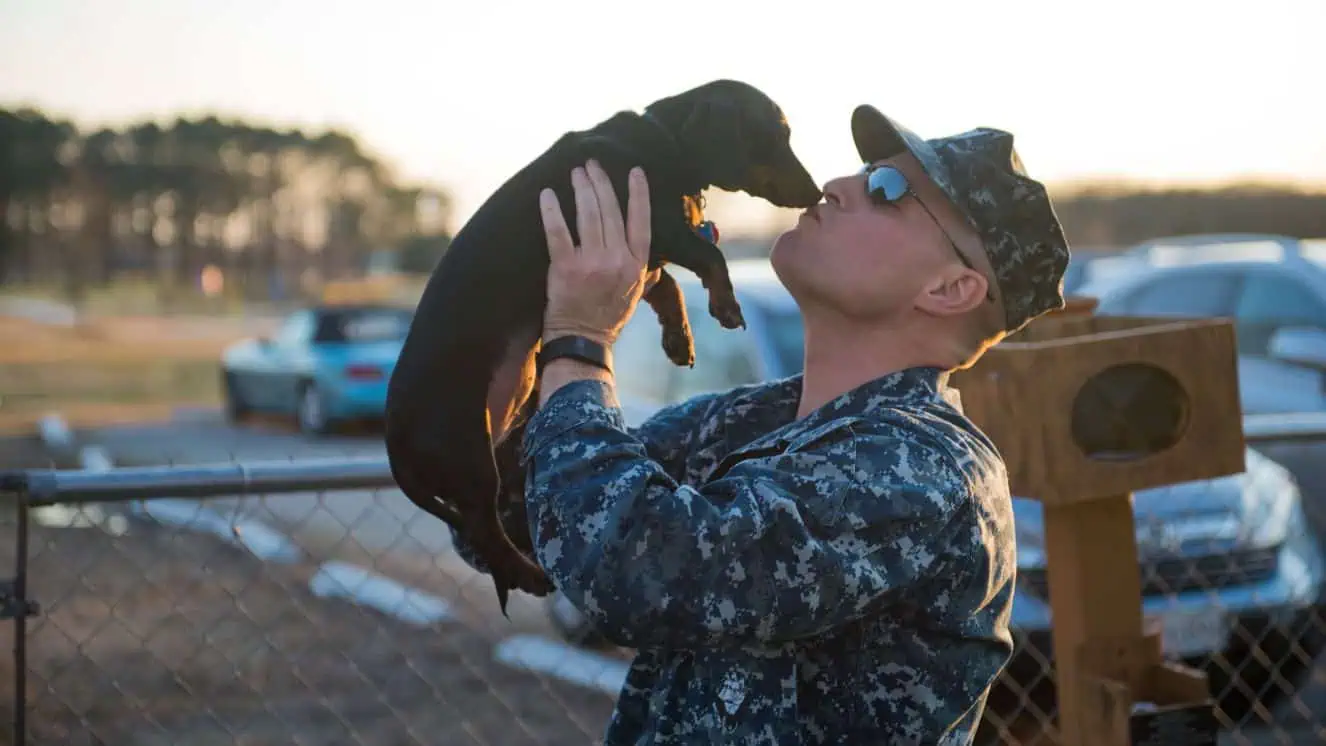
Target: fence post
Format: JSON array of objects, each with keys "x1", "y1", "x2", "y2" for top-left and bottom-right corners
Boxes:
[{"x1": 1, "y1": 472, "x2": 41, "y2": 746}]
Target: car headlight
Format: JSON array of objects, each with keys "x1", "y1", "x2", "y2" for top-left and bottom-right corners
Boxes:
[
  {"x1": 1240, "y1": 449, "x2": 1296, "y2": 549},
  {"x1": 1012, "y1": 449, "x2": 1299, "y2": 571}
]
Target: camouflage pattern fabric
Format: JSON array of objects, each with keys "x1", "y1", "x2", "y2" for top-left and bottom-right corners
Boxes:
[
  {"x1": 453, "y1": 367, "x2": 1017, "y2": 744},
  {"x1": 851, "y1": 104, "x2": 1072, "y2": 334}
]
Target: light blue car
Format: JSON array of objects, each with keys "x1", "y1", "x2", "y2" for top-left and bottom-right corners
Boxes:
[
  {"x1": 544, "y1": 259, "x2": 1326, "y2": 728},
  {"x1": 220, "y1": 303, "x2": 412, "y2": 434}
]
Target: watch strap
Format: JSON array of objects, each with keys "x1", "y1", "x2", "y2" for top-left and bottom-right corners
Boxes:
[{"x1": 536, "y1": 335, "x2": 613, "y2": 375}]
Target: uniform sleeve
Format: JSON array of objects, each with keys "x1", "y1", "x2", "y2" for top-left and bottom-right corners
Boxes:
[
  {"x1": 521, "y1": 378, "x2": 969, "y2": 650},
  {"x1": 447, "y1": 384, "x2": 723, "y2": 576},
  {"x1": 621, "y1": 388, "x2": 725, "y2": 482}
]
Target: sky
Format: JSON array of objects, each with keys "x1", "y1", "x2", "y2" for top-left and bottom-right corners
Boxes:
[{"x1": 2, "y1": 0, "x2": 1323, "y2": 235}]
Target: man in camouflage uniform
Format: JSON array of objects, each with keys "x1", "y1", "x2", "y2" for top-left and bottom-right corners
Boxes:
[{"x1": 465, "y1": 104, "x2": 1071, "y2": 744}]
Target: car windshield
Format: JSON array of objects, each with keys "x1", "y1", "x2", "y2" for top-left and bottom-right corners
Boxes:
[
  {"x1": 329, "y1": 309, "x2": 413, "y2": 343},
  {"x1": 1301, "y1": 239, "x2": 1326, "y2": 269},
  {"x1": 765, "y1": 307, "x2": 806, "y2": 377}
]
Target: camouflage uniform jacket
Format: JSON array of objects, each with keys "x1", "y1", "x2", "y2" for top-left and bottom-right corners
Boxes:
[{"x1": 482, "y1": 366, "x2": 1016, "y2": 745}]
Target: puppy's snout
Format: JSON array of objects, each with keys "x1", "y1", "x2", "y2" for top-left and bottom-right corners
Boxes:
[
  {"x1": 765, "y1": 169, "x2": 822, "y2": 209},
  {"x1": 754, "y1": 150, "x2": 821, "y2": 209},
  {"x1": 777, "y1": 175, "x2": 824, "y2": 209},
  {"x1": 745, "y1": 153, "x2": 821, "y2": 208}
]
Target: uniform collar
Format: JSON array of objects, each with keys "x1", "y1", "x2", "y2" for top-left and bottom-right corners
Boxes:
[{"x1": 722, "y1": 366, "x2": 955, "y2": 455}]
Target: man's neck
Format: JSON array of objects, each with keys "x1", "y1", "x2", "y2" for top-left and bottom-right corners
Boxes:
[{"x1": 796, "y1": 319, "x2": 952, "y2": 418}]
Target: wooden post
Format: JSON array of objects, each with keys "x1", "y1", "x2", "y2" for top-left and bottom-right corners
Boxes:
[{"x1": 951, "y1": 298, "x2": 1243, "y2": 745}]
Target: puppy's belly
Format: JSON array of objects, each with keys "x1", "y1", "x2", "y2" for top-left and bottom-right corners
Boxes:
[{"x1": 487, "y1": 326, "x2": 542, "y2": 444}]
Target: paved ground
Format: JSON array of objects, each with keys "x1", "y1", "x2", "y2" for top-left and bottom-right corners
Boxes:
[
  {"x1": 0, "y1": 499, "x2": 614, "y2": 745},
  {"x1": 9, "y1": 409, "x2": 1326, "y2": 744},
  {"x1": 66, "y1": 410, "x2": 564, "y2": 639}
]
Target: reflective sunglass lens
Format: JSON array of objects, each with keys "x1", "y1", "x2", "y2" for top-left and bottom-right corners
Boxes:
[{"x1": 867, "y1": 166, "x2": 909, "y2": 204}]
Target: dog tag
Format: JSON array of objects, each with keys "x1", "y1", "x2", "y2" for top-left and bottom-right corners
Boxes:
[{"x1": 695, "y1": 220, "x2": 720, "y2": 245}]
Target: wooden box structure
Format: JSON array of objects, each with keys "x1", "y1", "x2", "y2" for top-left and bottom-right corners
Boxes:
[{"x1": 950, "y1": 297, "x2": 1246, "y2": 746}]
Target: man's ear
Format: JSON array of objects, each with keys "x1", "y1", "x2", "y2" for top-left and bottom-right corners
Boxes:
[{"x1": 915, "y1": 268, "x2": 990, "y2": 317}]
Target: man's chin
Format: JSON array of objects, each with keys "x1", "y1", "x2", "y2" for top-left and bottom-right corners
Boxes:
[
  {"x1": 769, "y1": 226, "x2": 802, "y2": 267},
  {"x1": 769, "y1": 237, "x2": 807, "y2": 296}
]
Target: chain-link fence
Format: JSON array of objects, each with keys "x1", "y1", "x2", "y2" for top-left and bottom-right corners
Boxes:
[
  {"x1": 0, "y1": 458, "x2": 621, "y2": 746},
  {"x1": 2, "y1": 413, "x2": 1325, "y2": 745}
]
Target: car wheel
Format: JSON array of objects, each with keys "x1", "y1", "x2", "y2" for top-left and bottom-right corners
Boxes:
[
  {"x1": 221, "y1": 371, "x2": 249, "y2": 424},
  {"x1": 547, "y1": 592, "x2": 610, "y2": 649},
  {"x1": 296, "y1": 380, "x2": 332, "y2": 436}
]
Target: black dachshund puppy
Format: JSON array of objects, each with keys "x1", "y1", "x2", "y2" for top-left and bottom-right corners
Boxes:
[{"x1": 384, "y1": 79, "x2": 822, "y2": 616}]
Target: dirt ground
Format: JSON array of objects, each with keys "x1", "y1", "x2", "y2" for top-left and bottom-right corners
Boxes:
[{"x1": 0, "y1": 501, "x2": 615, "y2": 746}]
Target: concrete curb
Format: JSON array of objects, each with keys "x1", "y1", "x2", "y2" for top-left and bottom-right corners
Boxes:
[
  {"x1": 309, "y1": 560, "x2": 454, "y2": 626},
  {"x1": 37, "y1": 413, "x2": 75, "y2": 451},
  {"x1": 32, "y1": 416, "x2": 128, "y2": 534},
  {"x1": 39, "y1": 414, "x2": 306, "y2": 564},
  {"x1": 34, "y1": 414, "x2": 459, "y2": 626},
  {"x1": 125, "y1": 498, "x2": 305, "y2": 564},
  {"x1": 493, "y1": 634, "x2": 630, "y2": 695}
]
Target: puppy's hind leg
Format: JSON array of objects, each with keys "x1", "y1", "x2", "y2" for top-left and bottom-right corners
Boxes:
[
  {"x1": 492, "y1": 402, "x2": 537, "y2": 559},
  {"x1": 641, "y1": 268, "x2": 695, "y2": 367},
  {"x1": 657, "y1": 224, "x2": 745, "y2": 330},
  {"x1": 463, "y1": 415, "x2": 553, "y2": 617}
]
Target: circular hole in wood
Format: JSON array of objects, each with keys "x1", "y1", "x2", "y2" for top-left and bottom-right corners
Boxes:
[{"x1": 1070, "y1": 363, "x2": 1190, "y2": 461}]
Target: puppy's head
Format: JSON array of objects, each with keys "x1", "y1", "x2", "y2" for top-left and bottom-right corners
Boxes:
[{"x1": 651, "y1": 80, "x2": 822, "y2": 209}]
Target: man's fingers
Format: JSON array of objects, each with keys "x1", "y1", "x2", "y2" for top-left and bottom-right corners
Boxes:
[
  {"x1": 584, "y1": 160, "x2": 627, "y2": 257},
  {"x1": 626, "y1": 167, "x2": 652, "y2": 264},
  {"x1": 571, "y1": 166, "x2": 603, "y2": 255},
  {"x1": 643, "y1": 267, "x2": 663, "y2": 293},
  {"x1": 539, "y1": 188, "x2": 575, "y2": 262}
]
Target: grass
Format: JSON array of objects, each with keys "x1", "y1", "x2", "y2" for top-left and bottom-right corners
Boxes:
[
  {"x1": 1, "y1": 357, "x2": 221, "y2": 405},
  {"x1": 9, "y1": 273, "x2": 429, "y2": 319},
  {"x1": 0, "y1": 273, "x2": 423, "y2": 432},
  {"x1": 0, "y1": 313, "x2": 241, "y2": 433},
  {"x1": 0, "y1": 319, "x2": 235, "y2": 364},
  {"x1": 0, "y1": 402, "x2": 183, "y2": 435},
  {"x1": 10, "y1": 276, "x2": 271, "y2": 317}
]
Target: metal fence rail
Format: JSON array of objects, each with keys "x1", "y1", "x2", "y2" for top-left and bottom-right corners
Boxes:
[
  {"x1": 21, "y1": 456, "x2": 397, "y2": 505},
  {"x1": 1, "y1": 413, "x2": 1325, "y2": 744}
]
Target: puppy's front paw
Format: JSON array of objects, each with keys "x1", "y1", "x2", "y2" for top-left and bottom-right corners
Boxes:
[{"x1": 708, "y1": 293, "x2": 747, "y2": 330}]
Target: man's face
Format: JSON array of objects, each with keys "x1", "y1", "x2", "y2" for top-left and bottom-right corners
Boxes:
[{"x1": 770, "y1": 153, "x2": 993, "y2": 324}]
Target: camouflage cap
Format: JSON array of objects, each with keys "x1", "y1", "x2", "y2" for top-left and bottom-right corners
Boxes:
[{"x1": 851, "y1": 104, "x2": 1071, "y2": 334}]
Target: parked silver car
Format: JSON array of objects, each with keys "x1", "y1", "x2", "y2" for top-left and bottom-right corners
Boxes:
[
  {"x1": 1079, "y1": 233, "x2": 1326, "y2": 414},
  {"x1": 545, "y1": 258, "x2": 1326, "y2": 726}
]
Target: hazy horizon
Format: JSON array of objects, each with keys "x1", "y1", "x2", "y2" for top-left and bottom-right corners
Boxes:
[{"x1": 4, "y1": 0, "x2": 1323, "y2": 235}]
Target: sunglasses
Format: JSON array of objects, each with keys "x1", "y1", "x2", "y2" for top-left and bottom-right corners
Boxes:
[{"x1": 862, "y1": 163, "x2": 996, "y2": 303}]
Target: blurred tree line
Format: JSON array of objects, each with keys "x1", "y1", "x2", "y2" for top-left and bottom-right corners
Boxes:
[
  {"x1": 1052, "y1": 183, "x2": 1326, "y2": 248},
  {"x1": 5, "y1": 104, "x2": 1325, "y2": 312},
  {"x1": 0, "y1": 105, "x2": 453, "y2": 310}
]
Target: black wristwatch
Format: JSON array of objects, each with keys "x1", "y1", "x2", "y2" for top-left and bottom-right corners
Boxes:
[{"x1": 536, "y1": 335, "x2": 613, "y2": 376}]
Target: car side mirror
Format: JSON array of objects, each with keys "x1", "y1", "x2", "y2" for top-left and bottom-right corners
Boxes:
[{"x1": 1268, "y1": 326, "x2": 1326, "y2": 369}]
